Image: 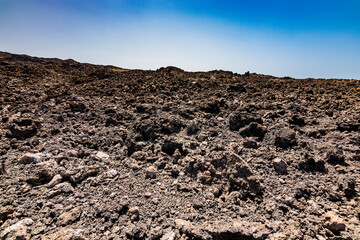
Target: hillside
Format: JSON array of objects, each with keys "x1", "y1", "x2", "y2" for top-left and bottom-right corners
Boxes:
[{"x1": 0, "y1": 52, "x2": 360, "y2": 240}]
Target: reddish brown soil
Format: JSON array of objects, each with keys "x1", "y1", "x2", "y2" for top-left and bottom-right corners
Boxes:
[{"x1": 0, "y1": 51, "x2": 359, "y2": 240}]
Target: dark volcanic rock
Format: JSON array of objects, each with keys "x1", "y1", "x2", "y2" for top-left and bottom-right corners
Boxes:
[
  {"x1": 274, "y1": 127, "x2": 297, "y2": 149},
  {"x1": 326, "y1": 149, "x2": 345, "y2": 165},
  {"x1": 201, "y1": 100, "x2": 222, "y2": 114},
  {"x1": 69, "y1": 102, "x2": 87, "y2": 113},
  {"x1": 175, "y1": 219, "x2": 272, "y2": 240},
  {"x1": 289, "y1": 114, "x2": 306, "y2": 126},
  {"x1": 298, "y1": 155, "x2": 326, "y2": 172},
  {"x1": 0, "y1": 205, "x2": 14, "y2": 221},
  {"x1": 1, "y1": 51, "x2": 360, "y2": 239},
  {"x1": 337, "y1": 119, "x2": 360, "y2": 132},
  {"x1": 239, "y1": 122, "x2": 267, "y2": 140},
  {"x1": 160, "y1": 116, "x2": 183, "y2": 134},
  {"x1": 161, "y1": 139, "x2": 184, "y2": 156},
  {"x1": 229, "y1": 111, "x2": 262, "y2": 131},
  {"x1": 227, "y1": 83, "x2": 246, "y2": 93},
  {"x1": 186, "y1": 120, "x2": 200, "y2": 135},
  {"x1": 6, "y1": 117, "x2": 40, "y2": 139},
  {"x1": 272, "y1": 158, "x2": 287, "y2": 174},
  {"x1": 135, "y1": 119, "x2": 157, "y2": 141},
  {"x1": 337, "y1": 174, "x2": 356, "y2": 198},
  {"x1": 243, "y1": 139, "x2": 258, "y2": 149}
]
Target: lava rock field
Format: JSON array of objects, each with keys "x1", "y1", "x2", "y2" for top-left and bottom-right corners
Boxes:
[{"x1": 0, "y1": 51, "x2": 360, "y2": 239}]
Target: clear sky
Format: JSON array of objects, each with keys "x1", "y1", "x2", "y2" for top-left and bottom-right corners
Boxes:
[{"x1": 1, "y1": 0, "x2": 360, "y2": 79}]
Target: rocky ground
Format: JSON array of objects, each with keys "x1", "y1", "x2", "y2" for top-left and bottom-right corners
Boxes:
[{"x1": 0, "y1": 51, "x2": 359, "y2": 240}]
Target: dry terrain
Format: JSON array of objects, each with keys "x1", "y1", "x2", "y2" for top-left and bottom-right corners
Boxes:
[{"x1": 0, "y1": 52, "x2": 360, "y2": 239}]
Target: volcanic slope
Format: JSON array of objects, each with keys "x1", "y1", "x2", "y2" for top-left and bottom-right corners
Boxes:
[{"x1": 0, "y1": 51, "x2": 360, "y2": 239}]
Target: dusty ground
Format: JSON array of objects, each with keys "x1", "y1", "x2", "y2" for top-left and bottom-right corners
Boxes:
[{"x1": 0, "y1": 51, "x2": 359, "y2": 240}]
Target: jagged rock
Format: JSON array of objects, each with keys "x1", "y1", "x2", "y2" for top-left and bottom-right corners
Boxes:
[
  {"x1": 50, "y1": 228, "x2": 87, "y2": 240},
  {"x1": 19, "y1": 153, "x2": 42, "y2": 164},
  {"x1": 105, "y1": 117, "x2": 118, "y2": 127},
  {"x1": 273, "y1": 158, "x2": 287, "y2": 174},
  {"x1": 105, "y1": 169, "x2": 118, "y2": 178},
  {"x1": 205, "y1": 221, "x2": 272, "y2": 240},
  {"x1": 148, "y1": 227, "x2": 163, "y2": 240},
  {"x1": 229, "y1": 111, "x2": 263, "y2": 131},
  {"x1": 161, "y1": 116, "x2": 183, "y2": 134},
  {"x1": 46, "y1": 174, "x2": 62, "y2": 188},
  {"x1": 0, "y1": 158, "x2": 6, "y2": 175},
  {"x1": 69, "y1": 102, "x2": 87, "y2": 113},
  {"x1": 175, "y1": 219, "x2": 272, "y2": 240},
  {"x1": 57, "y1": 207, "x2": 82, "y2": 226},
  {"x1": 136, "y1": 104, "x2": 154, "y2": 114},
  {"x1": 1, "y1": 218, "x2": 33, "y2": 240},
  {"x1": 186, "y1": 120, "x2": 200, "y2": 135},
  {"x1": 327, "y1": 186, "x2": 343, "y2": 202},
  {"x1": 298, "y1": 154, "x2": 326, "y2": 172},
  {"x1": 227, "y1": 83, "x2": 246, "y2": 92},
  {"x1": 176, "y1": 183, "x2": 193, "y2": 192},
  {"x1": 322, "y1": 211, "x2": 346, "y2": 233},
  {"x1": 289, "y1": 114, "x2": 306, "y2": 126},
  {"x1": 227, "y1": 153, "x2": 261, "y2": 196},
  {"x1": 128, "y1": 207, "x2": 139, "y2": 221},
  {"x1": 0, "y1": 206, "x2": 14, "y2": 221},
  {"x1": 201, "y1": 100, "x2": 221, "y2": 114},
  {"x1": 68, "y1": 165, "x2": 100, "y2": 184},
  {"x1": 337, "y1": 119, "x2": 360, "y2": 132},
  {"x1": 135, "y1": 119, "x2": 157, "y2": 141},
  {"x1": 243, "y1": 139, "x2": 258, "y2": 148},
  {"x1": 125, "y1": 223, "x2": 146, "y2": 239},
  {"x1": 227, "y1": 153, "x2": 254, "y2": 178},
  {"x1": 145, "y1": 166, "x2": 157, "y2": 179},
  {"x1": 47, "y1": 182, "x2": 74, "y2": 198},
  {"x1": 326, "y1": 149, "x2": 345, "y2": 165},
  {"x1": 274, "y1": 127, "x2": 297, "y2": 149},
  {"x1": 161, "y1": 140, "x2": 184, "y2": 156},
  {"x1": 6, "y1": 117, "x2": 40, "y2": 139},
  {"x1": 131, "y1": 151, "x2": 148, "y2": 161},
  {"x1": 95, "y1": 151, "x2": 109, "y2": 160},
  {"x1": 160, "y1": 230, "x2": 176, "y2": 240},
  {"x1": 25, "y1": 168, "x2": 54, "y2": 186},
  {"x1": 337, "y1": 174, "x2": 356, "y2": 198},
  {"x1": 175, "y1": 219, "x2": 203, "y2": 238},
  {"x1": 239, "y1": 122, "x2": 267, "y2": 140}
]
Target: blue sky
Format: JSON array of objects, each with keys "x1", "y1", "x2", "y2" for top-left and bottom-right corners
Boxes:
[{"x1": 0, "y1": 0, "x2": 360, "y2": 79}]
